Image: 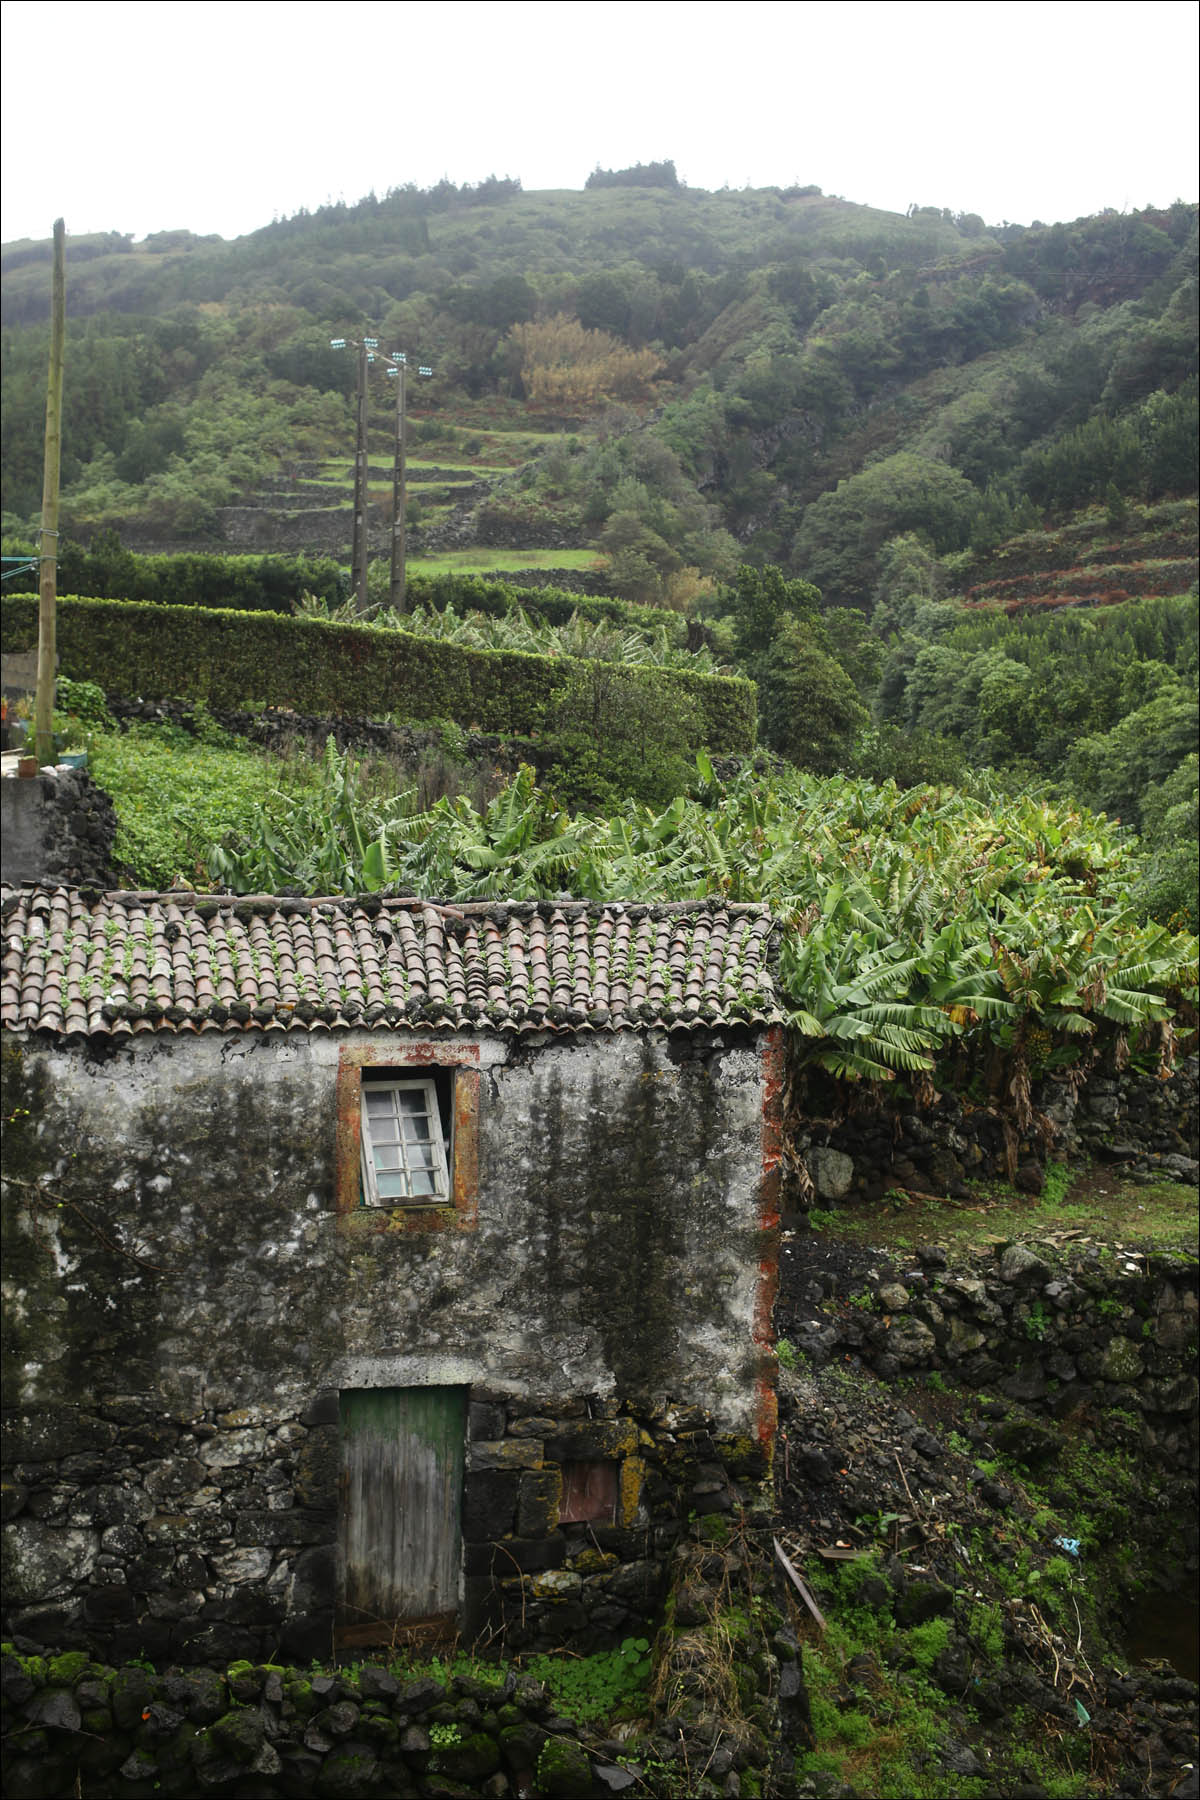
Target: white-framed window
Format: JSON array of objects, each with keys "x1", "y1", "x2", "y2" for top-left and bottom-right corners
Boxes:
[{"x1": 360, "y1": 1078, "x2": 451, "y2": 1206}]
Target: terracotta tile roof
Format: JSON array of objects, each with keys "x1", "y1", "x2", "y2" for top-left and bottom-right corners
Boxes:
[{"x1": 1, "y1": 886, "x2": 781, "y2": 1039}]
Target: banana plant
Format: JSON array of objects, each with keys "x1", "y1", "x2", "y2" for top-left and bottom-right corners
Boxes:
[
  {"x1": 778, "y1": 884, "x2": 954, "y2": 1080},
  {"x1": 202, "y1": 747, "x2": 1198, "y2": 1094}
]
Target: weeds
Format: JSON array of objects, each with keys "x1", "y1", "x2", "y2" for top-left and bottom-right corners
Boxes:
[
  {"x1": 522, "y1": 1636, "x2": 651, "y2": 1723},
  {"x1": 1023, "y1": 1300, "x2": 1050, "y2": 1341},
  {"x1": 1042, "y1": 1161, "x2": 1072, "y2": 1208}
]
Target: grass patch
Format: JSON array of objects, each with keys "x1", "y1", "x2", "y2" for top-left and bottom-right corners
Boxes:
[
  {"x1": 813, "y1": 1165, "x2": 1199, "y2": 1256},
  {"x1": 406, "y1": 547, "x2": 604, "y2": 575},
  {"x1": 89, "y1": 723, "x2": 325, "y2": 889}
]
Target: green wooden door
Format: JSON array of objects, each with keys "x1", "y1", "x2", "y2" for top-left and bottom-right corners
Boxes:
[{"x1": 337, "y1": 1386, "x2": 466, "y2": 1649}]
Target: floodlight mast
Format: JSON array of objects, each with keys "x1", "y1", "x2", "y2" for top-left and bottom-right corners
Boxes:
[{"x1": 329, "y1": 337, "x2": 433, "y2": 615}]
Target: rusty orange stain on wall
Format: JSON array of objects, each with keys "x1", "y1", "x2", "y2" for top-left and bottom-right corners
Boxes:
[{"x1": 753, "y1": 1023, "x2": 785, "y2": 1452}]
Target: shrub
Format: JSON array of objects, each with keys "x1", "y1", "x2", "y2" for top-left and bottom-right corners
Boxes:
[{"x1": 1, "y1": 595, "x2": 756, "y2": 754}]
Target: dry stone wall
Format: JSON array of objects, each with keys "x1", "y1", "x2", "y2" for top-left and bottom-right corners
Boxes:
[
  {"x1": 778, "y1": 1236, "x2": 1199, "y2": 1505},
  {"x1": 793, "y1": 1054, "x2": 1199, "y2": 1210},
  {"x1": 0, "y1": 771, "x2": 118, "y2": 892}
]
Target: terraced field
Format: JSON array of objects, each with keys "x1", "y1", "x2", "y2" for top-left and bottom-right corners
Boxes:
[{"x1": 214, "y1": 417, "x2": 605, "y2": 575}]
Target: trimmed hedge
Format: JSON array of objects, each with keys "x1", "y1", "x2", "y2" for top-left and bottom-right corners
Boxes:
[
  {"x1": 1, "y1": 547, "x2": 700, "y2": 639},
  {"x1": 1, "y1": 595, "x2": 757, "y2": 751},
  {"x1": 0, "y1": 542, "x2": 346, "y2": 612}
]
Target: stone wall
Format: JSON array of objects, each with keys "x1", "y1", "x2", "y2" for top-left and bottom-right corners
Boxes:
[
  {"x1": 458, "y1": 1392, "x2": 770, "y2": 1657},
  {"x1": 0, "y1": 1512, "x2": 796, "y2": 1800},
  {"x1": 1, "y1": 1025, "x2": 779, "y2": 1665},
  {"x1": 0, "y1": 770, "x2": 118, "y2": 891},
  {"x1": 778, "y1": 1237, "x2": 1199, "y2": 1497},
  {"x1": 1, "y1": 1387, "x2": 768, "y2": 1673},
  {"x1": 795, "y1": 1053, "x2": 1199, "y2": 1211}
]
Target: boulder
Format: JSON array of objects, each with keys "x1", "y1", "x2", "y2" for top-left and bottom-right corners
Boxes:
[{"x1": 808, "y1": 1146, "x2": 855, "y2": 1199}]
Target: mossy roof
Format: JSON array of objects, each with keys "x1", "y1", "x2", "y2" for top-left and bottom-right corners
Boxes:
[{"x1": 1, "y1": 885, "x2": 782, "y2": 1038}]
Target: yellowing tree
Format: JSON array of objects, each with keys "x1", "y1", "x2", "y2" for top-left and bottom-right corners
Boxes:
[{"x1": 507, "y1": 314, "x2": 662, "y2": 406}]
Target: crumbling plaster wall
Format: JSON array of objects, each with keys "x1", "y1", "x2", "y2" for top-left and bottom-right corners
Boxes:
[
  {"x1": 1, "y1": 1025, "x2": 780, "y2": 1660},
  {"x1": 3, "y1": 1026, "x2": 774, "y2": 1422}
]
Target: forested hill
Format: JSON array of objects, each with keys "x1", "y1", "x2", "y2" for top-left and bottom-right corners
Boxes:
[{"x1": 1, "y1": 175, "x2": 1195, "y2": 585}]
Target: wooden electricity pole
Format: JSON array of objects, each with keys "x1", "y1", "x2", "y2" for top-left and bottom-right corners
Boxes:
[
  {"x1": 351, "y1": 339, "x2": 371, "y2": 613},
  {"x1": 35, "y1": 218, "x2": 66, "y2": 767},
  {"x1": 389, "y1": 360, "x2": 408, "y2": 613},
  {"x1": 330, "y1": 334, "x2": 430, "y2": 614}
]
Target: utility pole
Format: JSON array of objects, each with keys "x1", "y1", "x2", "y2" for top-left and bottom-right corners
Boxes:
[
  {"x1": 331, "y1": 336, "x2": 432, "y2": 617},
  {"x1": 35, "y1": 219, "x2": 66, "y2": 769},
  {"x1": 390, "y1": 358, "x2": 407, "y2": 613},
  {"x1": 386, "y1": 354, "x2": 432, "y2": 615},
  {"x1": 351, "y1": 338, "x2": 371, "y2": 614}
]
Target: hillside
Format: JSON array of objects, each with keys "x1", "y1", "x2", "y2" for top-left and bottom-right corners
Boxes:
[
  {"x1": 2, "y1": 178, "x2": 1198, "y2": 1800},
  {"x1": 3, "y1": 176, "x2": 1197, "y2": 923},
  {"x1": 2, "y1": 181, "x2": 1195, "y2": 606}
]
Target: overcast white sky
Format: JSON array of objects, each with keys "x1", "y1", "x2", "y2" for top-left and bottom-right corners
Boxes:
[{"x1": 2, "y1": 0, "x2": 1197, "y2": 244}]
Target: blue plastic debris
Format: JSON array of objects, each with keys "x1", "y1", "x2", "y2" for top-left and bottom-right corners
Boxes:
[
  {"x1": 1074, "y1": 1698, "x2": 1091, "y2": 1726},
  {"x1": 1053, "y1": 1536, "x2": 1081, "y2": 1558}
]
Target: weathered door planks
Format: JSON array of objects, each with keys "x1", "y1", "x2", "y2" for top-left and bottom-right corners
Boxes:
[{"x1": 337, "y1": 1387, "x2": 466, "y2": 1648}]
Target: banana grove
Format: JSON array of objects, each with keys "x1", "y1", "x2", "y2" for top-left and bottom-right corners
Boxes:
[{"x1": 205, "y1": 750, "x2": 1198, "y2": 1096}]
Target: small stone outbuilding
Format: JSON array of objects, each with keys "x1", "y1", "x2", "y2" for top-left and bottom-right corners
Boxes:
[{"x1": 1, "y1": 886, "x2": 785, "y2": 1665}]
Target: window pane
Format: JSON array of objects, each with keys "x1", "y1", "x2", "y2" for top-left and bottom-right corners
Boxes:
[{"x1": 361, "y1": 1076, "x2": 449, "y2": 1208}]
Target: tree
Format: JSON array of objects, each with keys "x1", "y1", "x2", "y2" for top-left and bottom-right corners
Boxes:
[
  {"x1": 789, "y1": 454, "x2": 978, "y2": 607},
  {"x1": 725, "y1": 563, "x2": 820, "y2": 666},
  {"x1": 758, "y1": 621, "x2": 868, "y2": 773},
  {"x1": 585, "y1": 161, "x2": 679, "y2": 190},
  {"x1": 822, "y1": 606, "x2": 882, "y2": 697},
  {"x1": 505, "y1": 315, "x2": 662, "y2": 406},
  {"x1": 544, "y1": 662, "x2": 702, "y2": 809}
]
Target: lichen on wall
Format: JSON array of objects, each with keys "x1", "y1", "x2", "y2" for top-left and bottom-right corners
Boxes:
[{"x1": 1, "y1": 1022, "x2": 779, "y2": 1662}]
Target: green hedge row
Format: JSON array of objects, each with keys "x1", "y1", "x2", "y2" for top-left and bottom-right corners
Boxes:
[
  {"x1": 1, "y1": 543, "x2": 696, "y2": 639},
  {"x1": 1, "y1": 595, "x2": 757, "y2": 751},
  {"x1": 0, "y1": 539, "x2": 346, "y2": 612}
]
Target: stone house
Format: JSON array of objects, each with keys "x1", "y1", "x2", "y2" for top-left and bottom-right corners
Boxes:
[{"x1": 1, "y1": 885, "x2": 785, "y2": 1666}]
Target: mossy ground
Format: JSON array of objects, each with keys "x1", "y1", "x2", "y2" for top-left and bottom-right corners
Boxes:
[
  {"x1": 781, "y1": 1360, "x2": 1191, "y2": 1799},
  {"x1": 806, "y1": 1165, "x2": 1199, "y2": 1260},
  {"x1": 779, "y1": 1169, "x2": 1198, "y2": 1799}
]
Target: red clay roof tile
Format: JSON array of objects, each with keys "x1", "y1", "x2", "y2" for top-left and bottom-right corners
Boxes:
[{"x1": 1, "y1": 888, "x2": 780, "y2": 1038}]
